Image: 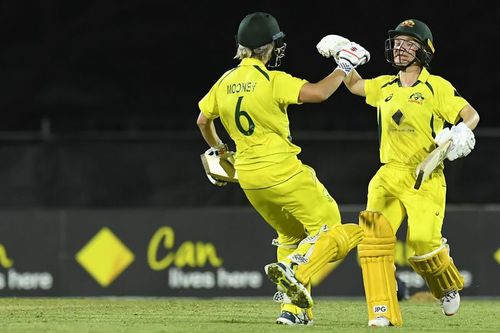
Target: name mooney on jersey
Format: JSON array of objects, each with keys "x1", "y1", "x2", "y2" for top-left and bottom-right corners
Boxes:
[{"x1": 227, "y1": 82, "x2": 257, "y2": 94}]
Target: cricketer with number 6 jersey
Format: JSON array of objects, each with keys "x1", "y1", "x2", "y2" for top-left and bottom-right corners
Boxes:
[
  {"x1": 199, "y1": 57, "x2": 307, "y2": 189},
  {"x1": 197, "y1": 12, "x2": 372, "y2": 324}
]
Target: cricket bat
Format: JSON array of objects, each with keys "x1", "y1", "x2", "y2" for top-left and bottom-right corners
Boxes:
[
  {"x1": 414, "y1": 140, "x2": 452, "y2": 190},
  {"x1": 200, "y1": 152, "x2": 238, "y2": 183}
]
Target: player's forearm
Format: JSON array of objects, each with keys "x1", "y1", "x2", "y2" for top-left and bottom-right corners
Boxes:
[
  {"x1": 320, "y1": 68, "x2": 347, "y2": 99},
  {"x1": 459, "y1": 105, "x2": 480, "y2": 130},
  {"x1": 197, "y1": 113, "x2": 223, "y2": 148},
  {"x1": 343, "y1": 69, "x2": 365, "y2": 96},
  {"x1": 344, "y1": 69, "x2": 360, "y2": 88},
  {"x1": 299, "y1": 69, "x2": 345, "y2": 103}
]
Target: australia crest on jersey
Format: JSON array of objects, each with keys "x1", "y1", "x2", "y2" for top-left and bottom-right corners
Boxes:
[{"x1": 408, "y1": 92, "x2": 424, "y2": 104}]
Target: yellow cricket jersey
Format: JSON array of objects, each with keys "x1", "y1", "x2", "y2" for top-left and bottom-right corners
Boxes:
[
  {"x1": 199, "y1": 58, "x2": 308, "y2": 172},
  {"x1": 364, "y1": 68, "x2": 469, "y2": 167}
]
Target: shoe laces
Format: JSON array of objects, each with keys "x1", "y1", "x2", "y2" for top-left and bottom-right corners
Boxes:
[
  {"x1": 280, "y1": 310, "x2": 310, "y2": 324},
  {"x1": 273, "y1": 291, "x2": 292, "y2": 304},
  {"x1": 441, "y1": 290, "x2": 458, "y2": 303}
]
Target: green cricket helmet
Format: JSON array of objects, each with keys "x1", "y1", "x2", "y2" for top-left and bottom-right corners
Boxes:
[
  {"x1": 385, "y1": 19, "x2": 435, "y2": 69},
  {"x1": 236, "y1": 12, "x2": 286, "y2": 67},
  {"x1": 237, "y1": 12, "x2": 285, "y2": 48}
]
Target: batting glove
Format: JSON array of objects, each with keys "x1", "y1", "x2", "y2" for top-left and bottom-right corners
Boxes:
[
  {"x1": 434, "y1": 127, "x2": 452, "y2": 146},
  {"x1": 210, "y1": 142, "x2": 229, "y2": 156},
  {"x1": 316, "y1": 35, "x2": 351, "y2": 60},
  {"x1": 336, "y1": 42, "x2": 371, "y2": 75},
  {"x1": 203, "y1": 146, "x2": 228, "y2": 186},
  {"x1": 434, "y1": 123, "x2": 475, "y2": 161}
]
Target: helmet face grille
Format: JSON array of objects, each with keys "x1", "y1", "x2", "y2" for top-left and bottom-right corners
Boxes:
[
  {"x1": 384, "y1": 37, "x2": 433, "y2": 69},
  {"x1": 386, "y1": 19, "x2": 434, "y2": 69}
]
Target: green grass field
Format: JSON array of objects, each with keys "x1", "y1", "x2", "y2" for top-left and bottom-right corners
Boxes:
[{"x1": 0, "y1": 297, "x2": 499, "y2": 332}]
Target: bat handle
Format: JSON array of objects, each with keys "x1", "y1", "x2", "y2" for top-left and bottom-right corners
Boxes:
[{"x1": 414, "y1": 170, "x2": 424, "y2": 190}]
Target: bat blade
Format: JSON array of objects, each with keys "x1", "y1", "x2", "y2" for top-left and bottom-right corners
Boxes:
[
  {"x1": 200, "y1": 153, "x2": 238, "y2": 183},
  {"x1": 414, "y1": 140, "x2": 452, "y2": 190}
]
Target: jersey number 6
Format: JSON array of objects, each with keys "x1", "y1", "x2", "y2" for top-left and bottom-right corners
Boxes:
[{"x1": 235, "y1": 96, "x2": 255, "y2": 136}]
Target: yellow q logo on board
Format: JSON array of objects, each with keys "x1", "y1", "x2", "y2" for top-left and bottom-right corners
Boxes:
[{"x1": 75, "y1": 228, "x2": 135, "y2": 287}]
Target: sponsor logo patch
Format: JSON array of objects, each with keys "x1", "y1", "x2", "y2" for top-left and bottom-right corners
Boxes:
[{"x1": 374, "y1": 305, "x2": 388, "y2": 313}]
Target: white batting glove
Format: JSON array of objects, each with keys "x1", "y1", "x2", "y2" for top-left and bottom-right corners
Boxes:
[
  {"x1": 447, "y1": 123, "x2": 476, "y2": 161},
  {"x1": 336, "y1": 42, "x2": 371, "y2": 75},
  {"x1": 210, "y1": 142, "x2": 229, "y2": 156},
  {"x1": 204, "y1": 144, "x2": 229, "y2": 186},
  {"x1": 434, "y1": 127, "x2": 452, "y2": 146},
  {"x1": 434, "y1": 123, "x2": 475, "y2": 161},
  {"x1": 316, "y1": 35, "x2": 350, "y2": 60}
]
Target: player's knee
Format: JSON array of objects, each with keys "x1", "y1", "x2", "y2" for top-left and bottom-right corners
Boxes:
[
  {"x1": 358, "y1": 211, "x2": 396, "y2": 258},
  {"x1": 359, "y1": 210, "x2": 395, "y2": 238},
  {"x1": 407, "y1": 235, "x2": 439, "y2": 255},
  {"x1": 311, "y1": 209, "x2": 341, "y2": 233},
  {"x1": 331, "y1": 224, "x2": 364, "y2": 256},
  {"x1": 409, "y1": 242, "x2": 436, "y2": 255}
]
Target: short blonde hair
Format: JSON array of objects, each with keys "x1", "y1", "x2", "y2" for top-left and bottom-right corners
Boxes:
[{"x1": 234, "y1": 43, "x2": 273, "y2": 63}]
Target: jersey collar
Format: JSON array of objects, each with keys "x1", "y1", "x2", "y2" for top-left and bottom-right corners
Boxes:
[
  {"x1": 397, "y1": 67, "x2": 430, "y2": 87},
  {"x1": 240, "y1": 57, "x2": 267, "y2": 69},
  {"x1": 417, "y1": 67, "x2": 430, "y2": 83}
]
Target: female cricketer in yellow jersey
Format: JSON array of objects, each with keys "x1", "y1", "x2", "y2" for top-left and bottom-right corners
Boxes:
[
  {"x1": 196, "y1": 12, "x2": 369, "y2": 325},
  {"x1": 318, "y1": 19, "x2": 480, "y2": 327}
]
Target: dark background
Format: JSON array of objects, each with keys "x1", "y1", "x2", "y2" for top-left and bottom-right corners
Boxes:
[{"x1": 0, "y1": 0, "x2": 498, "y2": 207}]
